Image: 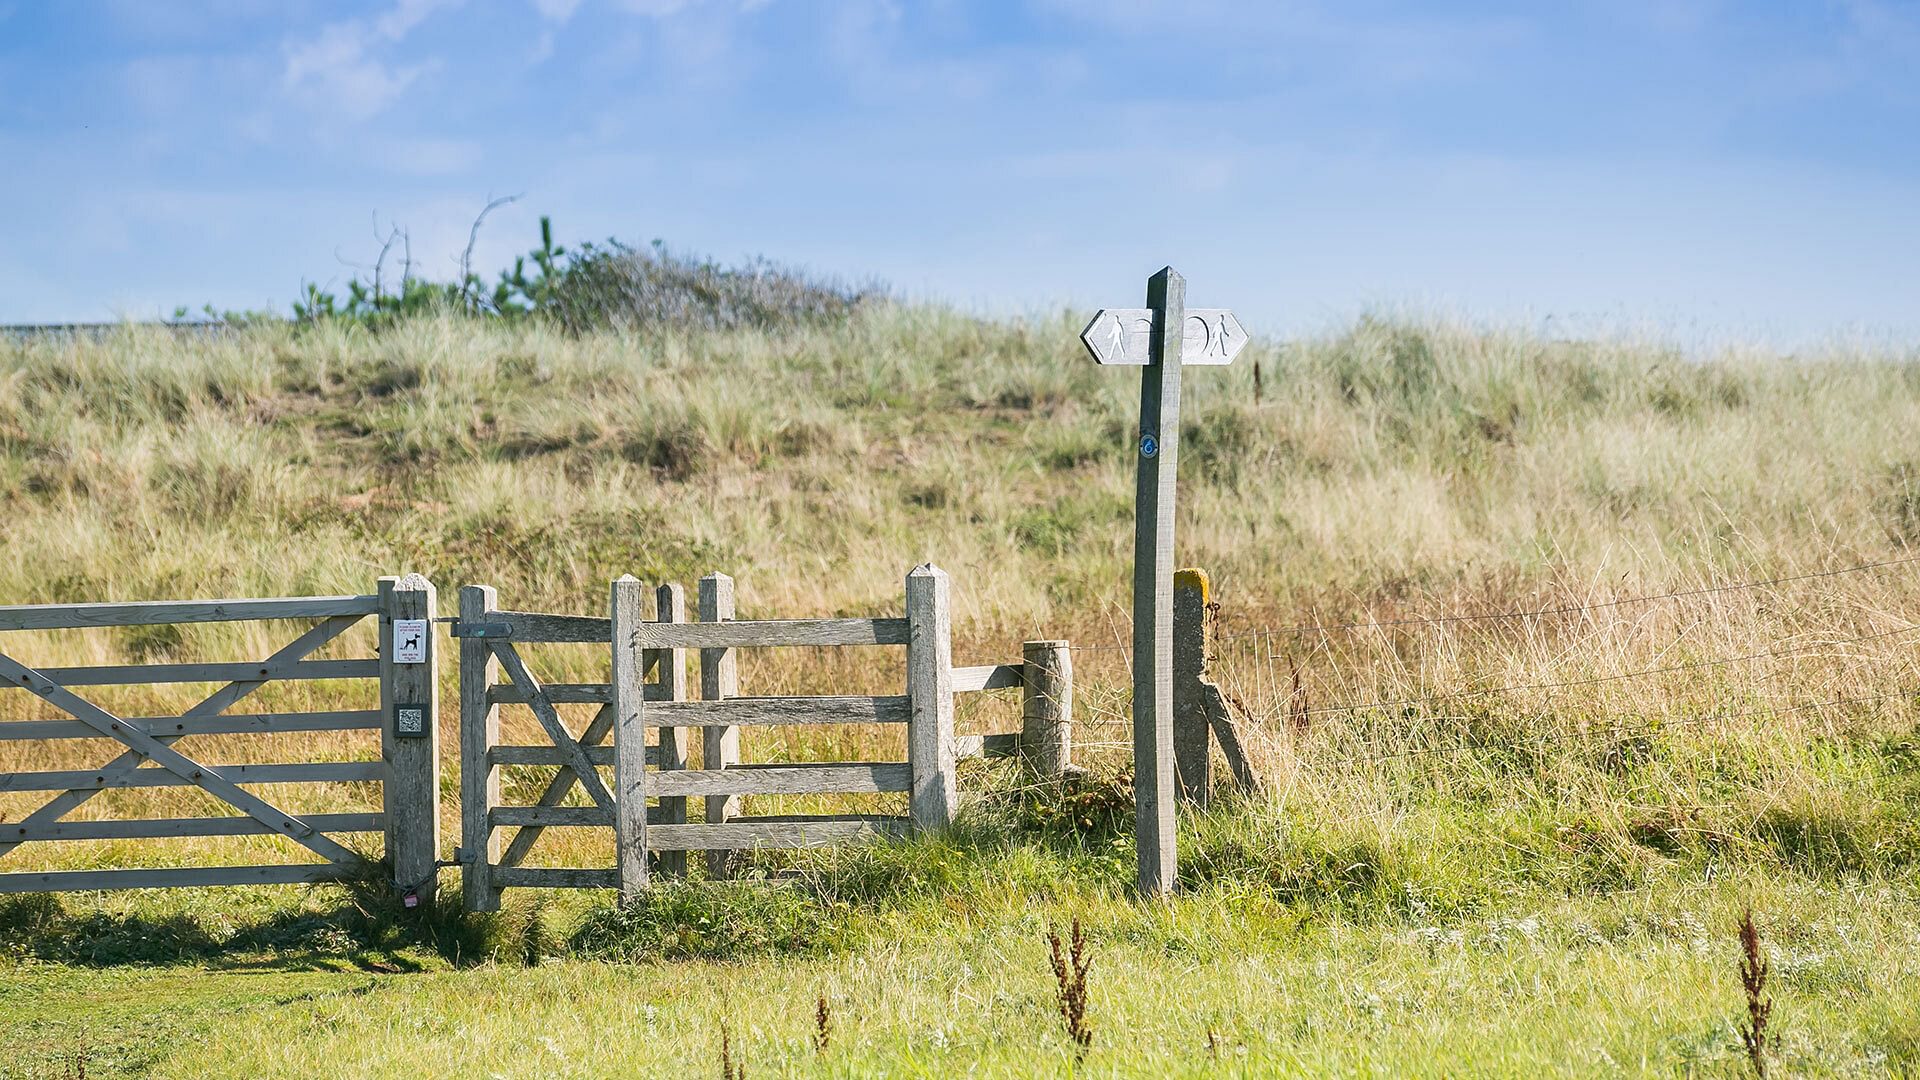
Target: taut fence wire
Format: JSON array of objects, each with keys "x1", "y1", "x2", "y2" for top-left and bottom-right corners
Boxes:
[{"x1": 1051, "y1": 553, "x2": 1920, "y2": 769}]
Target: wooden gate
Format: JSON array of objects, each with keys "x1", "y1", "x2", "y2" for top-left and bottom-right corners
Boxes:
[
  {"x1": 454, "y1": 579, "x2": 689, "y2": 910},
  {"x1": 610, "y1": 564, "x2": 958, "y2": 898},
  {"x1": 0, "y1": 576, "x2": 441, "y2": 896},
  {"x1": 459, "y1": 564, "x2": 964, "y2": 904}
]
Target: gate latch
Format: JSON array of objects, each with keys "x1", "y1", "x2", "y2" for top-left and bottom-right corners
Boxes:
[{"x1": 449, "y1": 620, "x2": 513, "y2": 639}]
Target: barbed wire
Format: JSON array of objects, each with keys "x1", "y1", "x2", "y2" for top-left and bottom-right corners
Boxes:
[{"x1": 1063, "y1": 552, "x2": 1920, "y2": 654}]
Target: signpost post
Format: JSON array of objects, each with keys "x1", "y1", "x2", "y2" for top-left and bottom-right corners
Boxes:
[{"x1": 1081, "y1": 267, "x2": 1246, "y2": 897}]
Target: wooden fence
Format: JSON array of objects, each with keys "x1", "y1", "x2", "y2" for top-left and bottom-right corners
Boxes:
[
  {"x1": 0, "y1": 566, "x2": 1076, "y2": 901},
  {"x1": 0, "y1": 576, "x2": 441, "y2": 897},
  {"x1": 460, "y1": 563, "x2": 1074, "y2": 905}
]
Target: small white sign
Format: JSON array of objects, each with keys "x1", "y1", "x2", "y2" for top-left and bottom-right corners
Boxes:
[
  {"x1": 393, "y1": 619, "x2": 429, "y2": 664},
  {"x1": 1080, "y1": 308, "x2": 1248, "y2": 366}
]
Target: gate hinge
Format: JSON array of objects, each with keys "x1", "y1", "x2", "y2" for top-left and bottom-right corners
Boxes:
[{"x1": 448, "y1": 620, "x2": 513, "y2": 639}]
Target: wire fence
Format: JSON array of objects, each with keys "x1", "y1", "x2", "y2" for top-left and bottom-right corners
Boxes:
[{"x1": 1054, "y1": 553, "x2": 1920, "y2": 770}]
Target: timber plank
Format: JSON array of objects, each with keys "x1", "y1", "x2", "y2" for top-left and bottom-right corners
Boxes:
[
  {"x1": 0, "y1": 596, "x2": 380, "y2": 631},
  {"x1": 631, "y1": 618, "x2": 909, "y2": 650}
]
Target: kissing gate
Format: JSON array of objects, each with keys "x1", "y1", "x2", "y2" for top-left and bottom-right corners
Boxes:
[
  {"x1": 458, "y1": 564, "x2": 979, "y2": 907},
  {"x1": 0, "y1": 562, "x2": 1071, "y2": 904}
]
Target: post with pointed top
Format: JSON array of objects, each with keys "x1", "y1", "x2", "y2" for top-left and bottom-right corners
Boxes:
[
  {"x1": 378, "y1": 573, "x2": 440, "y2": 903},
  {"x1": 611, "y1": 574, "x2": 650, "y2": 900},
  {"x1": 905, "y1": 564, "x2": 956, "y2": 832},
  {"x1": 699, "y1": 572, "x2": 740, "y2": 879},
  {"x1": 458, "y1": 583, "x2": 502, "y2": 912},
  {"x1": 653, "y1": 582, "x2": 689, "y2": 878}
]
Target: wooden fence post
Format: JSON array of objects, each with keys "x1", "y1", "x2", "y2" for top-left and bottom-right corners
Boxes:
[
  {"x1": 378, "y1": 574, "x2": 440, "y2": 903},
  {"x1": 1020, "y1": 640, "x2": 1073, "y2": 778},
  {"x1": 654, "y1": 582, "x2": 688, "y2": 878},
  {"x1": 905, "y1": 564, "x2": 956, "y2": 832},
  {"x1": 1173, "y1": 569, "x2": 1212, "y2": 806},
  {"x1": 610, "y1": 575, "x2": 650, "y2": 899},
  {"x1": 699, "y1": 572, "x2": 739, "y2": 879},
  {"x1": 458, "y1": 584, "x2": 501, "y2": 912}
]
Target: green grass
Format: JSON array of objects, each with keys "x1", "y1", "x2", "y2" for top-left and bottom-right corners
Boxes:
[{"x1": 4, "y1": 308, "x2": 1920, "y2": 1074}]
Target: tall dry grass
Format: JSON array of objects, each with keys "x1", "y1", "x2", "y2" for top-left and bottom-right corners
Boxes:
[{"x1": 3, "y1": 309, "x2": 1919, "y2": 877}]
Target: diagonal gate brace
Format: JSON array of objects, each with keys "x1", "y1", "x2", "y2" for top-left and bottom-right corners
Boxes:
[
  {"x1": 0, "y1": 615, "x2": 365, "y2": 863},
  {"x1": 0, "y1": 651, "x2": 364, "y2": 866},
  {"x1": 488, "y1": 641, "x2": 617, "y2": 812}
]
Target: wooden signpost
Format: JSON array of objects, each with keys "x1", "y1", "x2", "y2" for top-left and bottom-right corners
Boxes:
[{"x1": 1081, "y1": 267, "x2": 1246, "y2": 897}]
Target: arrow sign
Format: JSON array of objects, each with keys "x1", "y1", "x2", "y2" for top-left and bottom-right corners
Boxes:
[{"x1": 1080, "y1": 308, "x2": 1248, "y2": 366}]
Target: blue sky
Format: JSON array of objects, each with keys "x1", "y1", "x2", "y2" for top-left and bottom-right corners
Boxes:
[{"x1": 2, "y1": 0, "x2": 1918, "y2": 346}]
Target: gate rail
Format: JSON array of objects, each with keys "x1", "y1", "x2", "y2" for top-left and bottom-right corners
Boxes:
[{"x1": 0, "y1": 577, "x2": 441, "y2": 896}]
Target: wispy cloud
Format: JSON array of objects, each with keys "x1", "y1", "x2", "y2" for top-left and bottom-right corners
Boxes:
[
  {"x1": 531, "y1": 0, "x2": 582, "y2": 21},
  {"x1": 283, "y1": 0, "x2": 465, "y2": 120}
]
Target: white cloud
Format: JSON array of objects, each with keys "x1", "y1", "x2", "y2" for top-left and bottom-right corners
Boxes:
[
  {"x1": 531, "y1": 0, "x2": 582, "y2": 22},
  {"x1": 283, "y1": 0, "x2": 465, "y2": 120}
]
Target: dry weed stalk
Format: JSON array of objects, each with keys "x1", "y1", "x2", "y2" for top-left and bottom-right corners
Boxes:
[
  {"x1": 719, "y1": 1020, "x2": 745, "y2": 1080},
  {"x1": 1738, "y1": 907, "x2": 1773, "y2": 1079},
  {"x1": 1047, "y1": 918, "x2": 1093, "y2": 1057},
  {"x1": 814, "y1": 995, "x2": 831, "y2": 1053}
]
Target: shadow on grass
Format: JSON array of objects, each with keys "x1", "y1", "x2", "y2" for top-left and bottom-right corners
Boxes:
[{"x1": 0, "y1": 875, "x2": 549, "y2": 972}]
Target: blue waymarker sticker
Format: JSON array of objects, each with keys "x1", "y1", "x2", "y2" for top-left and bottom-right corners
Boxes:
[{"x1": 1140, "y1": 433, "x2": 1159, "y2": 458}]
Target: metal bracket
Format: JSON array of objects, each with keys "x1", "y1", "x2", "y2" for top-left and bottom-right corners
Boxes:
[{"x1": 449, "y1": 620, "x2": 513, "y2": 639}]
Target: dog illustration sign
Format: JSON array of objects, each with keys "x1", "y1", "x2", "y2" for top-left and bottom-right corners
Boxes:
[{"x1": 393, "y1": 619, "x2": 429, "y2": 664}]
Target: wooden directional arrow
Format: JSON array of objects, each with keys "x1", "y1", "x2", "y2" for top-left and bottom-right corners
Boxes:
[{"x1": 1081, "y1": 308, "x2": 1248, "y2": 366}]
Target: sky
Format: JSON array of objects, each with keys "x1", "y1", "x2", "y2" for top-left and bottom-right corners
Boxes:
[{"x1": 2, "y1": 0, "x2": 1918, "y2": 347}]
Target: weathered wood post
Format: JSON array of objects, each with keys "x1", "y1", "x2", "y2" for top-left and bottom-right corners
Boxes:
[
  {"x1": 699, "y1": 572, "x2": 740, "y2": 879},
  {"x1": 610, "y1": 574, "x2": 650, "y2": 899},
  {"x1": 1020, "y1": 640, "x2": 1073, "y2": 778},
  {"x1": 1173, "y1": 569, "x2": 1212, "y2": 806},
  {"x1": 1082, "y1": 268, "x2": 1248, "y2": 896},
  {"x1": 458, "y1": 584, "x2": 502, "y2": 912},
  {"x1": 377, "y1": 573, "x2": 440, "y2": 903},
  {"x1": 653, "y1": 582, "x2": 689, "y2": 878},
  {"x1": 905, "y1": 564, "x2": 956, "y2": 832}
]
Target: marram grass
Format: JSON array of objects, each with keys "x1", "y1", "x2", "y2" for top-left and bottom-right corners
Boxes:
[{"x1": 2, "y1": 309, "x2": 1918, "y2": 1076}]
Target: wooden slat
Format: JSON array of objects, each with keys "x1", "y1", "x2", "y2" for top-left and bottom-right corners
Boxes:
[
  {"x1": 954, "y1": 733, "x2": 1023, "y2": 760},
  {"x1": 642, "y1": 695, "x2": 910, "y2": 726},
  {"x1": 485, "y1": 610, "x2": 611, "y2": 643},
  {"x1": 488, "y1": 744, "x2": 624, "y2": 767},
  {"x1": 0, "y1": 596, "x2": 379, "y2": 632},
  {"x1": 19, "y1": 659, "x2": 376, "y2": 688},
  {"x1": 0, "y1": 710, "x2": 381, "y2": 741},
  {"x1": 0, "y1": 863, "x2": 359, "y2": 894},
  {"x1": 953, "y1": 664, "x2": 1024, "y2": 692},
  {"x1": 645, "y1": 816, "x2": 907, "y2": 850},
  {"x1": 0, "y1": 761, "x2": 384, "y2": 792},
  {"x1": 486, "y1": 682, "x2": 674, "y2": 706},
  {"x1": 5, "y1": 812, "x2": 383, "y2": 842},
  {"x1": 491, "y1": 866, "x2": 617, "y2": 890},
  {"x1": 649, "y1": 763, "x2": 911, "y2": 797},
  {"x1": 631, "y1": 618, "x2": 909, "y2": 650},
  {"x1": 491, "y1": 806, "x2": 612, "y2": 828}
]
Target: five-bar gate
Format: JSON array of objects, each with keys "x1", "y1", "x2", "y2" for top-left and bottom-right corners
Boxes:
[{"x1": 0, "y1": 576, "x2": 441, "y2": 896}]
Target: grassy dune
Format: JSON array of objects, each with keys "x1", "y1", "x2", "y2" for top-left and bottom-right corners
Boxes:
[{"x1": 3, "y1": 310, "x2": 1919, "y2": 1076}]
